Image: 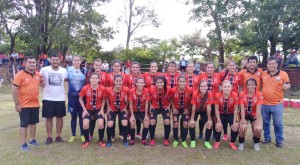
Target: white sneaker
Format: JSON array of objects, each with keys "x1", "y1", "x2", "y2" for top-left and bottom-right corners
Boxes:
[
  {"x1": 238, "y1": 143, "x2": 244, "y2": 151},
  {"x1": 254, "y1": 143, "x2": 260, "y2": 151},
  {"x1": 136, "y1": 134, "x2": 142, "y2": 140}
]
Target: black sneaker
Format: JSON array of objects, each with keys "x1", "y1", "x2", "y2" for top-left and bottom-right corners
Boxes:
[
  {"x1": 276, "y1": 142, "x2": 283, "y2": 148},
  {"x1": 262, "y1": 139, "x2": 271, "y2": 144},
  {"x1": 55, "y1": 136, "x2": 64, "y2": 142},
  {"x1": 45, "y1": 137, "x2": 53, "y2": 145}
]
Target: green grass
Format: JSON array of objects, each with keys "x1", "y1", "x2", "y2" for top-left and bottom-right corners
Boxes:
[{"x1": 1, "y1": 85, "x2": 300, "y2": 165}]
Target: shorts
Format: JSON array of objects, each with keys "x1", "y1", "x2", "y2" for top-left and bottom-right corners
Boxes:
[
  {"x1": 199, "y1": 111, "x2": 208, "y2": 123},
  {"x1": 195, "y1": 105, "x2": 215, "y2": 121},
  {"x1": 42, "y1": 100, "x2": 66, "y2": 118},
  {"x1": 19, "y1": 107, "x2": 39, "y2": 127},
  {"x1": 150, "y1": 108, "x2": 170, "y2": 120},
  {"x1": 245, "y1": 115, "x2": 256, "y2": 124},
  {"x1": 108, "y1": 111, "x2": 128, "y2": 122},
  {"x1": 220, "y1": 113, "x2": 234, "y2": 126},
  {"x1": 83, "y1": 110, "x2": 104, "y2": 120},
  {"x1": 68, "y1": 99, "x2": 83, "y2": 116},
  {"x1": 134, "y1": 111, "x2": 146, "y2": 122}
]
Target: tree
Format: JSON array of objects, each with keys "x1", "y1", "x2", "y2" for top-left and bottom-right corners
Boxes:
[
  {"x1": 119, "y1": 0, "x2": 160, "y2": 49},
  {"x1": 189, "y1": 0, "x2": 243, "y2": 66}
]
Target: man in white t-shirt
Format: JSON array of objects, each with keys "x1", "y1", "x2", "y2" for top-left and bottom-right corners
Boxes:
[
  {"x1": 40, "y1": 54, "x2": 68, "y2": 145},
  {"x1": 102, "y1": 60, "x2": 109, "y2": 72}
]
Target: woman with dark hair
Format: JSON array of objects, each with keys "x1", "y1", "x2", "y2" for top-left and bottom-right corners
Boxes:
[
  {"x1": 190, "y1": 80, "x2": 215, "y2": 148},
  {"x1": 164, "y1": 61, "x2": 180, "y2": 88},
  {"x1": 198, "y1": 62, "x2": 221, "y2": 140},
  {"x1": 68, "y1": 55, "x2": 87, "y2": 143},
  {"x1": 185, "y1": 62, "x2": 200, "y2": 91},
  {"x1": 106, "y1": 60, "x2": 128, "y2": 140},
  {"x1": 85, "y1": 59, "x2": 107, "y2": 142},
  {"x1": 105, "y1": 75, "x2": 130, "y2": 147},
  {"x1": 214, "y1": 80, "x2": 240, "y2": 150},
  {"x1": 148, "y1": 76, "x2": 172, "y2": 146},
  {"x1": 238, "y1": 78, "x2": 263, "y2": 151},
  {"x1": 219, "y1": 60, "x2": 240, "y2": 141},
  {"x1": 128, "y1": 77, "x2": 150, "y2": 145},
  {"x1": 144, "y1": 61, "x2": 162, "y2": 88},
  {"x1": 171, "y1": 76, "x2": 192, "y2": 148},
  {"x1": 79, "y1": 73, "x2": 106, "y2": 148}
]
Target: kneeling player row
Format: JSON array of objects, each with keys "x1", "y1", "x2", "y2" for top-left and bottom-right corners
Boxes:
[{"x1": 79, "y1": 73, "x2": 262, "y2": 151}]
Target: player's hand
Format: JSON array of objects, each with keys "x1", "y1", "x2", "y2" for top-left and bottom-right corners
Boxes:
[
  {"x1": 189, "y1": 120, "x2": 196, "y2": 127},
  {"x1": 82, "y1": 110, "x2": 89, "y2": 118}
]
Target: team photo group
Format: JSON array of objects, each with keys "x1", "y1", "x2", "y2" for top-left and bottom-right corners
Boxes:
[{"x1": 12, "y1": 54, "x2": 290, "y2": 152}]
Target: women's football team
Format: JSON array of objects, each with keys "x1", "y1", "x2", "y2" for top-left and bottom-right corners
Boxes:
[{"x1": 68, "y1": 57, "x2": 263, "y2": 151}]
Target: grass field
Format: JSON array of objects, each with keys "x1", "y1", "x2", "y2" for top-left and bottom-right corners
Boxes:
[{"x1": 1, "y1": 85, "x2": 300, "y2": 165}]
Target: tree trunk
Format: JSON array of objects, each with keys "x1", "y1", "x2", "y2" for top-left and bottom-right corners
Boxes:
[
  {"x1": 9, "y1": 35, "x2": 15, "y2": 54},
  {"x1": 126, "y1": 0, "x2": 134, "y2": 50},
  {"x1": 261, "y1": 41, "x2": 268, "y2": 66},
  {"x1": 269, "y1": 35, "x2": 277, "y2": 56},
  {"x1": 214, "y1": 19, "x2": 224, "y2": 67}
]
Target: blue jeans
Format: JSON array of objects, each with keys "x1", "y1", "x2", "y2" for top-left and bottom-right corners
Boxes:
[
  {"x1": 261, "y1": 104, "x2": 284, "y2": 143},
  {"x1": 285, "y1": 59, "x2": 299, "y2": 67}
]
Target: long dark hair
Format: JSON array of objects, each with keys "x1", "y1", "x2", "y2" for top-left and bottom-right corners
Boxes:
[
  {"x1": 73, "y1": 55, "x2": 85, "y2": 75},
  {"x1": 222, "y1": 60, "x2": 236, "y2": 81},
  {"x1": 154, "y1": 76, "x2": 167, "y2": 92},
  {"x1": 112, "y1": 60, "x2": 122, "y2": 72},
  {"x1": 113, "y1": 74, "x2": 123, "y2": 86}
]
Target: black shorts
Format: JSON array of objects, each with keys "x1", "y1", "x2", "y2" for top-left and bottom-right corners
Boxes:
[
  {"x1": 108, "y1": 111, "x2": 128, "y2": 122},
  {"x1": 42, "y1": 100, "x2": 66, "y2": 118},
  {"x1": 220, "y1": 113, "x2": 234, "y2": 126},
  {"x1": 199, "y1": 111, "x2": 208, "y2": 123},
  {"x1": 150, "y1": 108, "x2": 170, "y2": 120},
  {"x1": 245, "y1": 115, "x2": 256, "y2": 124},
  {"x1": 83, "y1": 110, "x2": 104, "y2": 120},
  {"x1": 173, "y1": 109, "x2": 189, "y2": 123},
  {"x1": 134, "y1": 111, "x2": 146, "y2": 122},
  {"x1": 19, "y1": 107, "x2": 39, "y2": 127},
  {"x1": 68, "y1": 99, "x2": 83, "y2": 116}
]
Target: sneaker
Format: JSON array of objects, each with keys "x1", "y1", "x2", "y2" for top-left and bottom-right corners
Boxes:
[
  {"x1": 98, "y1": 141, "x2": 106, "y2": 148},
  {"x1": 262, "y1": 139, "x2": 271, "y2": 144},
  {"x1": 181, "y1": 141, "x2": 188, "y2": 148},
  {"x1": 111, "y1": 136, "x2": 115, "y2": 142},
  {"x1": 213, "y1": 142, "x2": 220, "y2": 149},
  {"x1": 136, "y1": 134, "x2": 142, "y2": 140},
  {"x1": 150, "y1": 139, "x2": 156, "y2": 146},
  {"x1": 141, "y1": 140, "x2": 149, "y2": 146},
  {"x1": 276, "y1": 142, "x2": 283, "y2": 148},
  {"x1": 55, "y1": 136, "x2": 64, "y2": 143},
  {"x1": 123, "y1": 141, "x2": 129, "y2": 147},
  {"x1": 80, "y1": 135, "x2": 85, "y2": 143},
  {"x1": 21, "y1": 143, "x2": 30, "y2": 151},
  {"x1": 129, "y1": 140, "x2": 135, "y2": 146},
  {"x1": 223, "y1": 134, "x2": 229, "y2": 141},
  {"x1": 190, "y1": 141, "x2": 196, "y2": 148},
  {"x1": 238, "y1": 143, "x2": 244, "y2": 151},
  {"x1": 89, "y1": 135, "x2": 93, "y2": 142},
  {"x1": 81, "y1": 142, "x2": 90, "y2": 148},
  {"x1": 69, "y1": 136, "x2": 75, "y2": 143},
  {"x1": 28, "y1": 139, "x2": 39, "y2": 146},
  {"x1": 106, "y1": 141, "x2": 112, "y2": 148},
  {"x1": 163, "y1": 139, "x2": 169, "y2": 146},
  {"x1": 229, "y1": 142, "x2": 238, "y2": 151},
  {"x1": 198, "y1": 134, "x2": 203, "y2": 140},
  {"x1": 172, "y1": 140, "x2": 179, "y2": 148},
  {"x1": 127, "y1": 134, "x2": 131, "y2": 140},
  {"x1": 45, "y1": 137, "x2": 53, "y2": 145},
  {"x1": 204, "y1": 141, "x2": 212, "y2": 149},
  {"x1": 254, "y1": 143, "x2": 260, "y2": 151}
]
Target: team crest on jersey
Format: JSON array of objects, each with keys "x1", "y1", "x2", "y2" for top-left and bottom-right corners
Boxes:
[
  {"x1": 276, "y1": 76, "x2": 281, "y2": 81},
  {"x1": 175, "y1": 93, "x2": 178, "y2": 97},
  {"x1": 36, "y1": 77, "x2": 40, "y2": 81},
  {"x1": 257, "y1": 72, "x2": 261, "y2": 76},
  {"x1": 86, "y1": 91, "x2": 91, "y2": 96},
  {"x1": 220, "y1": 98, "x2": 223, "y2": 103}
]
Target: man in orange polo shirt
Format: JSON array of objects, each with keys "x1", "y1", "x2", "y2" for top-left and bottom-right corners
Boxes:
[
  {"x1": 238, "y1": 56, "x2": 263, "y2": 91},
  {"x1": 261, "y1": 57, "x2": 290, "y2": 148},
  {"x1": 12, "y1": 56, "x2": 42, "y2": 151}
]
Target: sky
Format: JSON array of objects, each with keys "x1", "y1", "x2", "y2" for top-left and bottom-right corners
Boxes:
[{"x1": 98, "y1": 0, "x2": 211, "y2": 51}]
